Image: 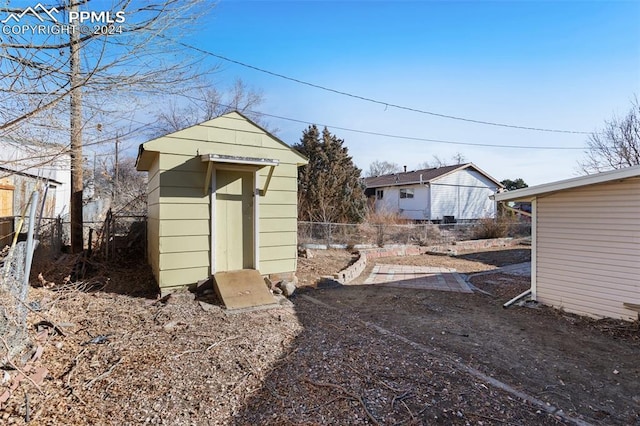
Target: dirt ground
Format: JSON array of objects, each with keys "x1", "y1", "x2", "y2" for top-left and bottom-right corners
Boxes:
[{"x1": 1, "y1": 246, "x2": 639, "y2": 425}]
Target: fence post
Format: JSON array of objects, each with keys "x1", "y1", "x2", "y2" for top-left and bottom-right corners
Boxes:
[{"x1": 328, "y1": 222, "x2": 332, "y2": 246}]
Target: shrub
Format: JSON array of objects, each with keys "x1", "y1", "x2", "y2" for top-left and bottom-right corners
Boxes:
[{"x1": 471, "y1": 217, "x2": 511, "y2": 240}]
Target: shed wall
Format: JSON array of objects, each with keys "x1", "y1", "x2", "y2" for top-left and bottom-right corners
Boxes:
[
  {"x1": 146, "y1": 154, "x2": 160, "y2": 282},
  {"x1": 535, "y1": 178, "x2": 640, "y2": 320},
  {"x1": 144, "y1": 114, "x2": 303, "y2": 291}
]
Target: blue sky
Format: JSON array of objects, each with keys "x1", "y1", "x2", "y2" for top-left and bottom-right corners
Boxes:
[{"x1": 192, "y1": 0, "x2": 639, "y2": 185}]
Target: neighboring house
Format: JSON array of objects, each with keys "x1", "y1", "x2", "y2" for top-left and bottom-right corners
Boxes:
[
  {"x1": 0, "y1": 140, "x2": 71, "y2": 246},
  {"x1": 493, "y1": 165, "x2": 640, "y2": 321},
  {"x1": 364, "y1": 163, "x2": 503, "y2": 222},
  {"x1": 135, "y1": 111, "x2": 308, "y2": 295},
  {"x1": 0, "y1": 140, "x2": 71, "y2": 218}
]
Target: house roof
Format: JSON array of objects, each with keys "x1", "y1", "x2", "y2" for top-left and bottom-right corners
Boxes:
[
  {"x1": 492, "y1": 165, "x2": 640, "y2": 202},
  {"x1": 364, "y1": 163, "x2": 503, "y2": 188}
]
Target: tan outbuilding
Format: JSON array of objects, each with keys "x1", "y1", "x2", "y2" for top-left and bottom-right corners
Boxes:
[
  {"x1": 136, "y1": 112, "x2": 307, "y2": 296},
  {"x1": 493, "y1": 165, "x2": 640, "y2": 320}
]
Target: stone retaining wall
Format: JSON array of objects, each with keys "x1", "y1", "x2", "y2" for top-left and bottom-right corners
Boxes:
[{"x1": 329, "y1": 238, "x2": 519, "y2": 284}]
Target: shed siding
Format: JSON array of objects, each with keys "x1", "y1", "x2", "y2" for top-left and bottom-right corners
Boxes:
[
  {"x1": 535, "y1": 179, "x2": 640, "y2": 320},
  {"x1": 142, "y1": 113, "x2": 305, "y2": 291},
  {"x1": 146, "y1": 155, "x2": 160, "y2": 282}
]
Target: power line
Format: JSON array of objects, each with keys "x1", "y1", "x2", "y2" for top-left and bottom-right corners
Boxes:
[
  {"x1": 221, "y1": 107, "x2": 585, "y2": 150},
  {"x1": 165, "y1": 93, "x2": 585, "y2": 150},
  {"x1": 168, "y1": 38, "x2": 593, "y2": 135}
]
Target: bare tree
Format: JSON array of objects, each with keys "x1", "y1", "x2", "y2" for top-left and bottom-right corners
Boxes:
[
  {"x1": 89, "y1": 156, "x2": 147, "y2": 214},
  {"x1": 418, "y1": 153, "x2": 467, "y2": 170},
  {"x1": 579, "y1": 97, "x2": 640, "y2": 174},
  {"x1": 153, "y1": 78, "x2": 271, "y2": 136},
  {"x1": 1, "y1": 0, "x2": 210, "y2": 252},
  {"x1": 417, "y1": 155, "x2": 446, "y2": 169},
  {"x1": 366, "y1": 160, "x2": 401, "y2": 177}
]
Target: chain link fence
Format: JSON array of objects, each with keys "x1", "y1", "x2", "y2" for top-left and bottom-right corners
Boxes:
[
  {"x1": 298, "y1": 220, "x2": 531, "y2": 247},
  {"x1": 35, "y1": 213, "x2": 146, "y2": 262}
]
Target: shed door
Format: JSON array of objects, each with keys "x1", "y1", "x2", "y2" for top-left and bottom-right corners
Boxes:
[{"x1": 215, "y1": 170, "x2": 254, "y2": 271}]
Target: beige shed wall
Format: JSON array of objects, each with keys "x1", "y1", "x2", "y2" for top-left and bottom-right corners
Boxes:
[
  {"x1": 535, "y1": 178, "x2": 640, "y2": 320},
  {"x1": 142, "y1": 113, "x2": 304, "y2": 292}
]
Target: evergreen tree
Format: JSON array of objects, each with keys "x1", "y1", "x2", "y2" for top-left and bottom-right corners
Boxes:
[
  {"x1": 295, "y1": 126, "x2": 367, "y2": 223},
  {"x1": 500, "y1": 178, "x2": 528, "y2": 191}
]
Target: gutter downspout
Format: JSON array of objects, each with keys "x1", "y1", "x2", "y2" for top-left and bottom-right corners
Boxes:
[
  {"x1": 503, "y1": 289, "x2": 531, "y2": 309},
  {"x1": 209, "y1": 166, "x2": 216, "y2": 276}
]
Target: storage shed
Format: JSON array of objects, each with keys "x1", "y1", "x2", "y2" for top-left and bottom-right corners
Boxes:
[
  {"x1": 135, "y1": 112, "x2": 308, "y2": 295},
  {"x1": 493, "y1": 165, "x2": 640, "y2": 320}
]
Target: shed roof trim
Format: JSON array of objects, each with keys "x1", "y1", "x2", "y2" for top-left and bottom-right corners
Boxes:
[
  {"x1": 200, "y1": 154, "x2": 279, "y2": 167},
  {"x1": 493, "y1": 165, "x2": 640, "y2": 202}
]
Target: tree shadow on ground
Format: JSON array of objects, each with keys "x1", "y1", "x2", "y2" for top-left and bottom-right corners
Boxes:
[
  {"x1": 456, "y1": 248, "x2": 531, "y2": 268},
  {"x1": 230, "y1": 284, "x2": 610, "y2": 425}
]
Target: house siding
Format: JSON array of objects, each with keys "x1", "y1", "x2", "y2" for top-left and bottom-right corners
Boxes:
[
  {"x1": 535, "y1": 179, "x2": 640, "y2": 320},
  {"x1": 140, "y1": 113, "x2": 305, "y2": 292},
  {"x1": 398, "y1": 185, "x2": 430, "y2": 220},
  {"x1": 430, "y1": 169, "x2": 498, "y2": 220}
]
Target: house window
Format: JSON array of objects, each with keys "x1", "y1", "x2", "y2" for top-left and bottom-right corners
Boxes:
[
  {"x1": 376, "y1": 189, "x2": 384, "y2": 200},
  {"x1": 400, "y1": 189, "x2": 414, "y2": 199}
]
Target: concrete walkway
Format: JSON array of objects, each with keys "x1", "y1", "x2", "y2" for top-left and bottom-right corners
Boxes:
[
  {"x1": 363, "y1": 264, "x2": 473, "y2": 293},
  {"x1": 468, "y1": 262, "x2": 531, "y2": 278}
]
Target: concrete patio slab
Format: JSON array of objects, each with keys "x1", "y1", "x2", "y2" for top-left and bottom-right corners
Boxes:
[{"x1": 362, "y1": 264, "x2": 473, "y2": 293}]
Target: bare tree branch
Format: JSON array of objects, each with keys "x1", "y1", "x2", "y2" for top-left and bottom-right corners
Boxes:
[{"x1": 579, "y1": 96, "x2": 640, "y2": 174}]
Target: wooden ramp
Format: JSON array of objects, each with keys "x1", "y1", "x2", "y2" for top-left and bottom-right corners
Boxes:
[{"x1": 213, "y1": 269, "x2": 276, "y2": 310}]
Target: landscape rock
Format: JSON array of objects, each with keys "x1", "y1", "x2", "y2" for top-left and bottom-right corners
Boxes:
[
  {"x1": 264, "y1": 277, "x2": 274, "y2": 290},
  {"x1": 279, "y1": 280, "x2": 296, "y2": 297}
]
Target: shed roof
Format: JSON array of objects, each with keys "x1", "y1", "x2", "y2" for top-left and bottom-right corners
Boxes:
[
  {"x1": 364, "y1": 163, "x2": 503, "y2": 188},
  {"x1": 136, "y1": 111, "x2": 307, "y2": 171},
  {"x1": 493, "y1": 165, "x2": 640, "y2": 202}
]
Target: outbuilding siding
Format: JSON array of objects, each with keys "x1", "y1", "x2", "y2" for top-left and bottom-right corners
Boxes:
[
  {"x1": 535, "y1": 179, "x2": 640, "y2": 320},
  {"x1": 138, "y1": 113, "x2": 305, "y2": 292}
]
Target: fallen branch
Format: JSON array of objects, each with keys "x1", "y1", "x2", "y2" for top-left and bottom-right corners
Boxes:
[
  {"x1": 85, "y1": 357, "x2": 123, "y2": 389},
  {"x1": 206, "y1": 336, "x2": 242, "y2": 351},
  {"x1": 347, "y1": 363, "x2": 403, "y2": 393},
  {"x1": 303, "y1": 377, "x2": 380, "y2": 426},
  {"x1": 172, "y1": 336, "x2": 242, "y2": 359},
  {"x1": 0, "y1": 337, "x2": 44, "y2": 395},
  {"x1": 24, "y1": 392, "x2": 30, "y2": 423},
  {"x1": 391, "y1": 390, "x2": 414, "y2": 408},
  {"x1": 466, "y1": 411, "x2": 508, "y2": 424}
]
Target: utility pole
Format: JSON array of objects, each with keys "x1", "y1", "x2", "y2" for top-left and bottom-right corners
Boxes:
[{"x1": 69, "y1": 0, "x2": 84, "y2": 253}]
